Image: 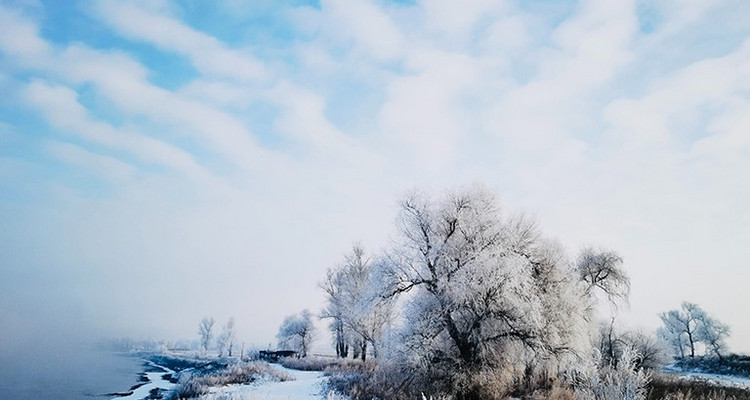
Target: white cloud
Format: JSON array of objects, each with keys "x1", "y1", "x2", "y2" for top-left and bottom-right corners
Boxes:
[
  {"x1": 269, "y1": 81, "x2": 374, "y2": 163},
  {"x1": 602, "y1": 38, "x2": 750, "y2": 151},
  {"x1": 47, "y1": 141, "x2": 137, "y2": 181},
  {"x1": 298, "y1": 0, "x2": 405, "y2": 63},
  {"x1": 548, "y1": 0, "x2": 636, "y2": 85},
  {"x1": 379, "y1": 50, "x2": 482, "y2": 171},
  {"x1": 417, "y1": 0, "x2": 512, "y2": 45},
  {"x1": 51, "y1": 44, "x2": 280, "y2": 175},
  {"x1": 21, "y1": 81, "x2": 217, "y2": 185},
  {"x1": 0, "y1": 6, "x2": 50, "y2": 64},
  {"x1": 93, "y1": 0, "x2": 268, "y2": 82}
]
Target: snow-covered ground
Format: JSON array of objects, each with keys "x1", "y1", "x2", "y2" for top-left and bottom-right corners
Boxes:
[
  {"x1": 665, "y1": 367, "x2": 750, "y2": 391},
  {"x1": 198, "y1": 363, "x2": 337, "y2": 400},
  {"x1": 112, "y1": 361, "x2": 176, "y2": 400}
]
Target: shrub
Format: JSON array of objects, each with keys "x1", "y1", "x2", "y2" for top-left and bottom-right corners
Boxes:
[
  {"x1": 572, "y1": 350, "x2": 651, "y2": 400},
  {"x1": 324, "y1": 359, "x2": 409, "y2": 400},
  {"x1": 279, "y1": 355, "x2": 344, "y2": 371}
]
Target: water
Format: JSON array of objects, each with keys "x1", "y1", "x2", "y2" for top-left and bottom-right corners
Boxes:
[{"x1": 0, "y1": 347, "x2": 145, "y2": 400}]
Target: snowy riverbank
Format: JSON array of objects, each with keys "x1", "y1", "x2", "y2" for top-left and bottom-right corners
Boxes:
[
  {"x1": 664, "y1": 367, "x2": 750, "y2": 391},
  {"x1": 111, "y1": 360, "x2": 176, "y2": 400}
]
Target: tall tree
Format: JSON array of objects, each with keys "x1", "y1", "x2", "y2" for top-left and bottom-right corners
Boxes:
[
  {"x1": 198, "y1": 317, "x2": 215, "y2": 356},
  {"x1": 321, "y1": 245, "x2": 394, "y2": 361},
  {"x1": 659, "y1": 303, "x2": 701, "y2": 358},
  {"x1": 217, "y1": 317, "x2": 236, "y2": 357},
  {"x1": 277, "y1": 309, "x2": 316, "y2": 357},
  {"x1": 576, "y1": 247, "x2": 630, "y2": 307},
  {"x1": 379, "y1": 187, "x2": 591, "y2": 398},
  {"x1": 597, "y1": 320, "x2": 668, "y2": 370},
  {"x1": 320, "y1": 262, "x2": 351, "y2": 358},
  {"x1": 698, "y1": 315, "x2": 730, "y2": 359},
  {"x1": 658, "y1": 302, "x2": 729, "y2": 359}
]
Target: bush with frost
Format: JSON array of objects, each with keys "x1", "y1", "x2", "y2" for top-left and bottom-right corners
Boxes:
[{"x1": 572, "y1": 348, "x2": 650, "y2": 400}]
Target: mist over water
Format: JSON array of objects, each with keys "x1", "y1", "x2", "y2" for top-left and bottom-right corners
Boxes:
[{"x1": 0, "y1": 343, "x2": 143, "y2": 400}]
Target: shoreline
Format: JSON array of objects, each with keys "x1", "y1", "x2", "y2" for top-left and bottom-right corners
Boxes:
[
  {"x1": 105, "y1": 352, "x2": 226, "y2": 400},
  {"x1": 107, "y1": 359, "x2": 177, "y2": 400}
]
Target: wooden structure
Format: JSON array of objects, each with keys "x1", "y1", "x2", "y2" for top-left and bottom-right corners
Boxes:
[{"x1": 259, "y1": 350, "x2": 297, "y2": 362}]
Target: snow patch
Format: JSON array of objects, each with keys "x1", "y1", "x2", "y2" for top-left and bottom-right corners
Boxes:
[
  {"x1": 199, "y1": 363, "x2": 341, "y2": 400},
  {"x1": 664, "y1": 366, "x2": 750, "y2": 390},
  {"x1": 113, "y1": 361, "x2": 176, "y2": 400}
]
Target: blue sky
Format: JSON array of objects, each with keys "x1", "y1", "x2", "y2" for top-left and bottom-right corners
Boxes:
[{"x1": 1, "y1": 0, "x2": 749, "y2": 354}]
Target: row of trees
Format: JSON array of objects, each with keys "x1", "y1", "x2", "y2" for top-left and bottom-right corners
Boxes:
[
  {"x1": 319, "y1": 244, "x2": 394, "y2": 361},
  {"x1": 272, "y1": 186, "x2": 731, "y2": 399},
  {"x1": 197, "y1": 316, "x2": 237, "y2": 357},
  {"x1": 316, "y1": 187, "x2": 639, "y2": 399},
  {"x1": 658, "y1": 302, "x2": 730, "y2": 360}
]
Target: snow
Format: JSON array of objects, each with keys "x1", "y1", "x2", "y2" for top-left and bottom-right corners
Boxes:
[
  {"x1": 665, "y1": 369, "x2": 750, "y2": 390},
  {"x1": 199, "y1": 363, "x2": 337, "y2": 400},
  {"x1": 113, "y1": 361, "x2": 176, "y2": 400}
]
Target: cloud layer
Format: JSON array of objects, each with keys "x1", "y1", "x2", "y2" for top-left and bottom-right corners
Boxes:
[{"x1": 1, "y1": 0, "x2": 748, "y2": 353}]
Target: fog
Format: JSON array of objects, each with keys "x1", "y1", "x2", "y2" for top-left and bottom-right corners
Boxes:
[
  {"x1": 0, "y1": 182, "x2": 396, "y2": 352},
  {"x1": 0, "y1": 186, "x2": 385, "y2": 398},
  {"x1": 0, "y1": 239, "x2": 141, "y2": 399},
  {"x1": 0, "y1": 334, "x2": 143, "y2": 400}
]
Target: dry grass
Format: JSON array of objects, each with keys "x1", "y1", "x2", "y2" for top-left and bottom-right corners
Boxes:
[
  {"x1": 522, "y1": 382, "x2": 576, "y2": 400},
  {"x1": 168, "y1": 361, "x2": 293, "y2": 399},
  {"x1": 278, "y1": 355, "x2": 351, "y2": 371},
  {"x1": 195, "y1": 391, "x2": 349, "y2": 400},
  {"x1": 647, "y1": 374, "x2": 750, "y2": 400},
  {"x1": 325, "y1": 360, "x2": 566, "y2": 400},
  {"x1": 324, "y1": 360, "x2": 412, "y2": 400}
]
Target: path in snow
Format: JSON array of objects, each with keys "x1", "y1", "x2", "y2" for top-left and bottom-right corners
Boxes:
[
  {"x1": 112, "y1": 361, "x2": 176, "y2": 400},
  {"x1": 201, "y1": 363, "x2": 332, "y2": 400}
]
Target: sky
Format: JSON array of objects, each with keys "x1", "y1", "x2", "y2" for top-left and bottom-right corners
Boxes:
[{"x1": 0, "y1": 0, "x2": 749, "y2": 357}]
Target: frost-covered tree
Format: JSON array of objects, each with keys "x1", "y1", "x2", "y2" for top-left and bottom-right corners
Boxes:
[
  {"x1": 198, "y1": 317, "x2": 215, "y2": 355},
  {"x1": 277, "y1": 309, "x2": 316, "y2": 357},
  {"x1": 659, "y1": 302, "x2": 702, "y2": 358},
  {"x1": 320, "y1": 266, "x2": 349, "y2": 358},
  {"x1": 622, "y1": 330, "x2": 670, "y2": 371},
  {"x1": 698, "y1": 315, "x2": 730, "y2": 359},
  {"x1": 657, "y1": 323, "x2": 687, "y2": 359},
  {"x1": 658, "y1": 302, "x2": 729, "y2": 359},
  {"x1": 321, "y1": 245, "x2": 394, "y2": 361},
  {"x1": 597, "y1": 320, "x2": 668, "y2": 371},
  {"x1": 577, "y1": 247, "x2": 630, "y2": 307},
  {"x1": 326, "y1": 316, "x2": 349, "y2": 358},
  {"x1": 599, "y1": 319, "x2": 623, "y2": 368},
  {"x1": 217, "y1": 317, "x2": 236, "y2": 357},
  {"x1": 379, "y1": 187, "x2": 592, "y2": 398}
]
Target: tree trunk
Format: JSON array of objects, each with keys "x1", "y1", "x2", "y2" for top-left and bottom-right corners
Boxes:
[
  {"x1": 679, "y1": 340, "x2": 685, "y2": 359},
  {"x1": 443, "y1": 312, "x2": 474, "y2": 365}
]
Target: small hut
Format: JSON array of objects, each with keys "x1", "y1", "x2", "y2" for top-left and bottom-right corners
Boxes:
[{"x1": 259, "y1": 350, "x2": 298, "y2": 362}]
